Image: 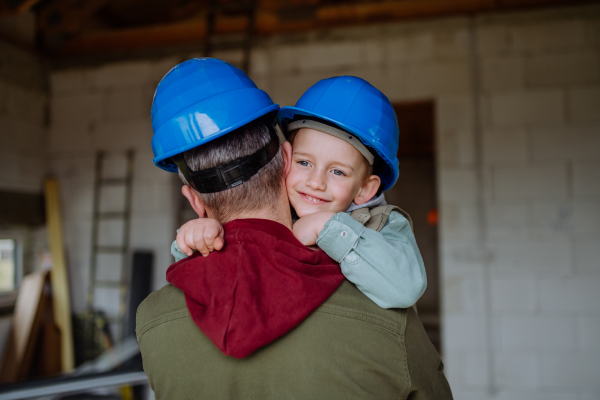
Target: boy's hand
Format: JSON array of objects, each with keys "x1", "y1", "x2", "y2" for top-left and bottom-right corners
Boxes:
[
  {"x1": 292, "y1": 211, "x2": 336, "y2": 247},
  {"x1": 176, "y1": 218, "x2": 224, "y2": 257}
]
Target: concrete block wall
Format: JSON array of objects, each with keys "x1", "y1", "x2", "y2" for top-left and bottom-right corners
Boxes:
[
  {"x1": 48, "y1": 57, "x2": 181, "y2": 319},
  {"x1": 0, "y1": 40, "x2": 47, "y2": 192},
  {"x1": 45, "y1": 3, "x2": 600, "y2": 397}
]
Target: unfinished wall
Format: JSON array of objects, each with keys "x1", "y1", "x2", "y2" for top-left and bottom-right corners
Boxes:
[
  {"x1": 47, "y1": 3, "x2": 600, "y2": 397},
  {"x1": 48, "y1": 58, "x2": 181, "y2": 320},
  {"x1": 0, "y1": 40, "x2": 47, "y2": 192}
]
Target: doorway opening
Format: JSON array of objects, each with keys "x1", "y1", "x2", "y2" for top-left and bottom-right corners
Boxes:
[{"x1": 386, "y1": 100, "x2": 441, "y2": 352}]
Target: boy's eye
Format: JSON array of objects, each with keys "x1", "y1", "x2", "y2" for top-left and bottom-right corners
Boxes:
[
  {"x1": 298, "y1": 160, "x2": 310, "y2": 167},
  {"x1": 332, "y1": 169, "x2": 346, "y2": 176}
]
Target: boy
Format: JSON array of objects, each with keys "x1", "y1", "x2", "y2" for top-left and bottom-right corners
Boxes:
[{"x1": 172, "y1": 76, "x2": 426, "y2": 309}]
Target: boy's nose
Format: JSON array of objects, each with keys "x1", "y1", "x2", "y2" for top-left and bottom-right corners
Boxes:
[{"x1": 306, "y1": 171, "x2": 326, "y2": 191}]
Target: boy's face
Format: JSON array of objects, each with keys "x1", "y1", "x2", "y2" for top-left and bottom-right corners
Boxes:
[{"x1": 286, "y1": 128, "x2": 371, "y2": 218}]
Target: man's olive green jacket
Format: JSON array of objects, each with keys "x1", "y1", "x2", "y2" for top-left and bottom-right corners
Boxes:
[{"x1": 137, "y1": 280, "x2": 453, "y2": 400}]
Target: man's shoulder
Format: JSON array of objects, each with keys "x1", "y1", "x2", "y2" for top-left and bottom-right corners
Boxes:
[
  {"x1": 316, "y1": 280, "x2": 406, "y2": 332},
  {"x1": 136, "y1": 284, "x2": 189, "y2": 342}
]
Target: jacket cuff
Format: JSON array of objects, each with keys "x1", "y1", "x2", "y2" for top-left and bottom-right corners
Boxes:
[{"x1": 316, "y1": 212, "x2": 366, "y2": 262}]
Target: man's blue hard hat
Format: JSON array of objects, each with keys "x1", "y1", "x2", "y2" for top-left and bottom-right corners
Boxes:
[
  {"x1": 151, "y1": 58, "x2": 280, "y2": 172},
  {"x1": 278, "y1": 76, "x2": 400, "y2": 191}
]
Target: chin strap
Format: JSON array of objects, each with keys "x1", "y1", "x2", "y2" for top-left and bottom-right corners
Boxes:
[{"x1": 172, "y1": 126, "x2": 280, "y2": 194}]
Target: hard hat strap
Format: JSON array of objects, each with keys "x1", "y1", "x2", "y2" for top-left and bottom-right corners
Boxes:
[{"x1": 172, "y1": 126, "x2": 280, "y2": 194}]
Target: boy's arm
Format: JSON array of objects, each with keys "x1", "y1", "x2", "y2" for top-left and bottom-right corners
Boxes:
[{"x1": 316, "y1": 211, "x2": 427, "y2": 309}]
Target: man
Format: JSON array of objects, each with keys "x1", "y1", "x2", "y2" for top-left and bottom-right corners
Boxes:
[{"x1": 137, "y1": 58, "x2": 453, "y2": 399}]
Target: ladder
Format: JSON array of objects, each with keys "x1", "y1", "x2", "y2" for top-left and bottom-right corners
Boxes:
[
  {"x1": 204, "y1": 0, "x2": 258, "y2": 73},
  {"x1": 87, "y1": 150, "x2": 134, "y2": 343}
]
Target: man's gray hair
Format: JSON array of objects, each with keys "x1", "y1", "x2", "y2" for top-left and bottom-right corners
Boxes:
[{"x1": 178, "y1": 118, "x2": 285, "y2": 223}]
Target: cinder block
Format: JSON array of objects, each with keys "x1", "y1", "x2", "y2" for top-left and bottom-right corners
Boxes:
[
  {"x1": 491, "y1": 240, "x2": 571, "y2": 272},
  {"x1": 248, "y1": 48, "x2": 269, "y2": 76},
  {"x1": 387, "y1": 33, "x2": 434, "y2": 65},
  {"x1": 434, "y1": 27, "x2": 469, "y2": 61},
  {"x1": 376, "y1": 65, "x2": 409, "y2": 101},
  {"x1": 575, "y1": 238, "x2": 600, "y2": 273},
  {"x1": 50, "y1": 69, "x2": 90, "y2": 95},
  {"x1": 93, "y1": 286, "x2": 121, "y2": 319},
  {"x1": 0, "y1": 116, "x2": 45, "y2": 152},
  {"x1": 51, "y1": 93, "x2": 104, "y2": 127},
  {"x1": 572, "y1": 202, "x2": 600, "y2": 234},
  {"x1": 465, "y1": 351, "x2": 489, "y2": 387},
  {"x1": 581, "y1": 391, "x2": 600, "y2": 400},
  {"x1": 439, "y1": 168, "x2": 478, "y2": 201},
  {"x1": 539, "y1": 277, "x2": 600, "y2": 311},
  {"x1": 579, "y1": 317, "x2": 600, "y2": 350},
  {"x1": 93, "y1": 61, "x2": 153, "y2": 89},
  {"x1": 92, "y1": 120, "x2": 153, "y2": 151},
  {"x1": 541, "y1": 353, "x2": 600, "y2": 387},
  {"x1": 569, "y1": 87, "x2": 600, "y2": 122},
  {"x1": 524, "y1": 52, "x2": 600, "y2": 87},
  {"x1": 500, "y1": 316, "x2": 576, "y2": 349},
  {"x1": 483, "y1": 127, "x2": 528, "y2": 164},
  {"x1": 271, "y1": 45, "x2": 299, "y2": 73},
  {"x1": 494, "y1": 391, "x2": 578, "y2": 400},
  {"x1": 530, "y1": 126, "x2": 600, "y2": 162},
  {"x1": 491, "y1": 275, "x2": 536, "y2": 312},
  {"x1": 482, "y1": 57, "x2": 524, "y2": 92},
  {"x1": 437, "y1": 95, "x2": 474, "y2": 134},
  {"x1": 439, "y1": 202, "x2": 479, "y2": 245},
  {"x1": 57, "y1": 181, "x2": 94, "y2": 215},
  {"x1": 444, "y1": 315, "x2": 487, "y2": 349},
  {"x1": 406, "y1": 61, "x2": 470, "y2": 97},
  {"x1": 211, "y1": 49, "x2": 244, "y2": 67},
  {"x1": 487, "y1": 203, "x2": 530, "y2": 239},
  {"x1": 297, "y1": 41, "x2": 362, "y2": 72},
  {"x1": 477, "y1": 25, "x2": 511, "y2": 57},
  {"x1": 493, "y1": 165, "x2": 567, "y2": 200},
  {"x1": 132, "y1": 181, "x2": 176, "y2": 214},
  {"x1": 48, "y1": 124, "x2": 93, "y2": 153},
  {"x1": 363, "y1": 40, "x2": 384, "y2": 67},
  {"x1": 494, "y1": 353, "x2": 539, "y2": 387},
  {"x1": 512, "y1": 20, "x2": 587, "y2": 54},
  {"x1": 532, "y1": 202, "x2": 573, "y2": 237},
  {"x1": 105, "y1": 88, "x2": 144, "y2": 122},
  {"x1": 491, "y1": 90, "x2": 564, "y2": 126},
  {"x1": 573, "y1": 163, "x2": 600, "y2": 198},
  {"x1": 129, "y1": 215, "x2": 175, "y2": 249}
]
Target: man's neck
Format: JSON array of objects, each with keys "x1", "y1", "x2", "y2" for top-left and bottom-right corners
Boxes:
[{"x1": 219, "y1": 189, "x2": 293, "y2": 230}]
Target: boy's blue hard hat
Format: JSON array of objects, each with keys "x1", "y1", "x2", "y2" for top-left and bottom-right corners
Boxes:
[
  {"x1": 278, "y1": 76, "x2": 400, "y2": 191},
  {"x1": 151, "y1": 58, "x2": 280, "y2": 172}
]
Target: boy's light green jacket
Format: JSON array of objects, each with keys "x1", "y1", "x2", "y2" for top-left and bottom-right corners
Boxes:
[{"x1": 137, "y1": 279, "x2": 453, "y2": 399}]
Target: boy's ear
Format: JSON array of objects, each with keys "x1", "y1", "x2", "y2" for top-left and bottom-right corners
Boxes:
[
  {"x1": 282, "y1": 141, "x2": 293, "y2": 178},
  {"x1": 182, "y1": 185, "x2": 207, "y2": 218},
  {"x1": 353, "y1": 175, "x2": 381, "y2": 206}
]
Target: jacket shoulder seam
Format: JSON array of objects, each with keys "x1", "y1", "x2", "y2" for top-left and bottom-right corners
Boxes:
[
  {"x1": 316, "y1": 304, "x2": 404, "y2": 335},
  {"x1": 137, "y1": 309, "x2": 190, "y2": 342}
]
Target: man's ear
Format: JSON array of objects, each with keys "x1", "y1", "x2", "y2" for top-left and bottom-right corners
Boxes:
[
  {"x1": 182, "y1": 185, "x2": 207, "y2": 218},
  {"x1": 282, "y1": 141, "x2": 293, "y2": 177},
  {"x1": 353, "y1": 175, "x2": 381, "y2": 206}
]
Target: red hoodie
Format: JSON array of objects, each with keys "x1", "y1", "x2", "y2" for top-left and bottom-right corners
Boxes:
[{"x1": 166, "y1": 218, "x2": 345, "y2": 358}]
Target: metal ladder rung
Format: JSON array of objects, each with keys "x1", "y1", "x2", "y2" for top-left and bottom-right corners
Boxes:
[{"x1": 94, "y1": 246, "x2": 126, "y2": 254}]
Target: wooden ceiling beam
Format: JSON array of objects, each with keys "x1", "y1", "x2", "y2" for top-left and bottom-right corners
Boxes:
[
  {"x1": 38, "y1": 0, "x2": 115, "y2": 35},
  {"x1": 0, "y1": 0, "x2": 43, "y2": 15},
  {"x1": 52, "y1": 0, "x2": 593, "y2": 57}
]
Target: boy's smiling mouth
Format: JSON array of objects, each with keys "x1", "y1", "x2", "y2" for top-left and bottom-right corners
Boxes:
[{"x1": 299, "y1": 192, "x2": 329, "y2": 204}]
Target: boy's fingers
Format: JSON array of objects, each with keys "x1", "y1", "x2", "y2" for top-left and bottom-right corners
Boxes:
[
  {"x1": 177, "y1": 231, "x2": 192, "y2": 256},
  {"x1": 213, "y1": 236, "x2": 224, "y2": 251}
]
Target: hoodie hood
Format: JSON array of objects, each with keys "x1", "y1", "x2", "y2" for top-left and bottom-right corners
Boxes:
[{"x1": 166, "y1": 218, "x2": 344, "y2": 358}]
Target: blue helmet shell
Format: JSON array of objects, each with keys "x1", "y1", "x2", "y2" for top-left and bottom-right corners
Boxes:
[
  {"x1": 278, "y1": 76, "x2": 400, "y2": 191},
  {"x1": 151, "y1": 58, "x2": 280, "y2": 172}
]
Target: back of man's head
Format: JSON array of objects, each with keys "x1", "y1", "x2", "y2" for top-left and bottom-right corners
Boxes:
[{"x1": 178, "y1": 116, "x2": 285, "y2": 223}]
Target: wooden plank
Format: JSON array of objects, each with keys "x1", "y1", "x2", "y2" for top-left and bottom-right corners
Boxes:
[
  {"x1": 44, "y1": 178, "x2": 75, "y2": 372},
  {"x1": 0, "y1": 0, "x2": 43, "y2": 15},
  {"x1": 0, "y1": 271, "x2": 48, "y2": 383}
]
